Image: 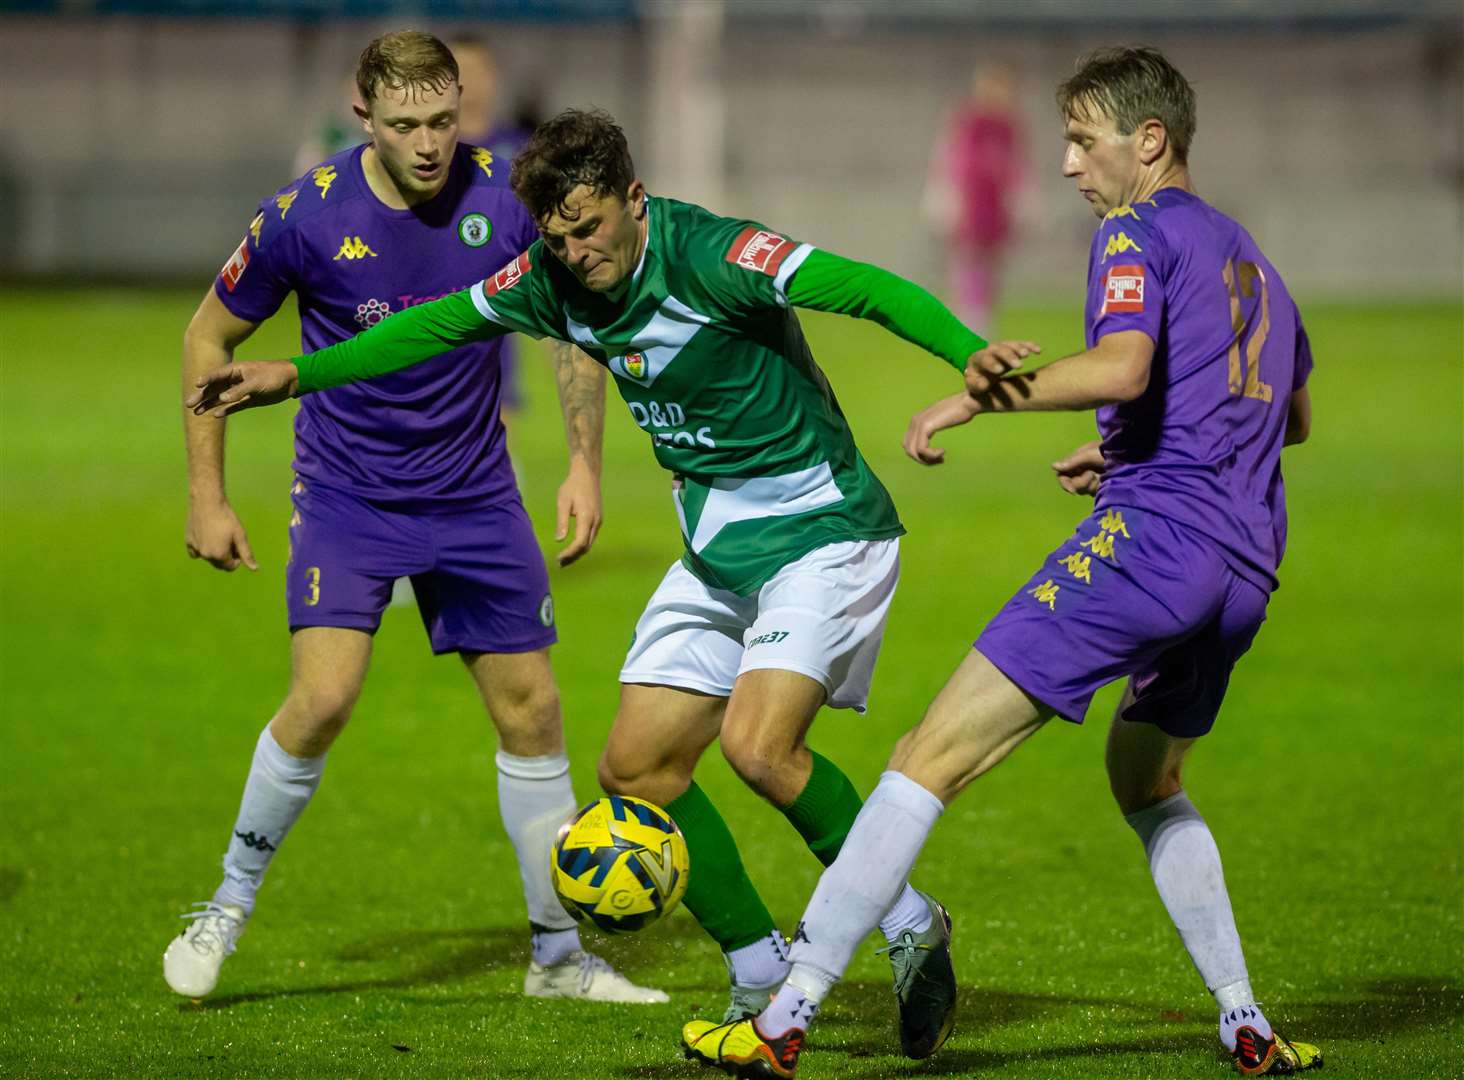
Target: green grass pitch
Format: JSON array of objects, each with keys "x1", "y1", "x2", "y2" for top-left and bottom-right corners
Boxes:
[{"x1": 1, "y1": 288, "x2": 1460, "y2": 1077}]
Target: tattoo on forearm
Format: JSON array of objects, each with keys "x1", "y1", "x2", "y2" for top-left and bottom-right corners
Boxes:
[{"x1": 552, "y1": 341, "x2": 606, "y2": 467}]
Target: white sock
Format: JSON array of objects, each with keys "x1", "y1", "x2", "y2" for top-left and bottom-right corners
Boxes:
[
  {"x1": 782, "y1": 772, "x2": 944, "y2": 997},
  {"x1": 1124, "y1": 791, "x2": 1251, "y2": 1010},
  {"x1": 213, "y1": 726, "x2": 326, "y2": 915},
  {"x1": 760, "y1": 969, "x2": 824, "y2": 1037},
  {"x1": 496, "y1": 750, "x2": 583, "y2": 965},
  {"x1": 878, "y1": 884, "x2": 933, "y2": 941},
  {"x1": 1219, "y1": 1003, "x2": 1272, "y2": 1053},
  {"x1": 726, "y1": 931, "x2": 789, "y2": 988}
]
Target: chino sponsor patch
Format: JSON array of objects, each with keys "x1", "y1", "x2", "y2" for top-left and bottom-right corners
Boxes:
[
  {"x1": 1103, "y1": 264, "x2": 1145, "y2": 314},
  {"x1": 725, "y1": 226, "x2": 796, "y2": 277},
  {"x1": 220, "y1": 237, "x2": 250, "y2": 292},
  {"x1": 485, "y1": 251, "x2": 531, "y2": 296}
]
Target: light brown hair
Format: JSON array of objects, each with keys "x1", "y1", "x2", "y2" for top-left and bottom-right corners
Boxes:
[
  {"x1": 1057, "y1": 46, "x2": 1197, "y2": 164},
  {"x1": 355, "y1": 30, "x2": 459, "y2": 109}
]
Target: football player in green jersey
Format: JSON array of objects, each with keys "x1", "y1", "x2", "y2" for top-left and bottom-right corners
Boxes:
[{"x1": 189, "y1": 108, "x2": 1037, "y2": 1054}]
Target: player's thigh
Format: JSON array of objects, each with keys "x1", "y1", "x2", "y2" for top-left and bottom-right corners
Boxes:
[
  {"x1": 462, "y1": 647, "x2": 563, "y2": 757},
  {"x1": 273, "y1": 627, "x2": 375, "y2": 755},
  {"x1": 286, "y1": 478, "x2": 429, "y2": 635},
  {"x1": 889, "y1": 647, "x2": 1050, "y2": 806},
  {"x1": 1105, "y1": 682, "x2": 1197, "y2": 813},
  {"x1": 721, "y1": 667, "x2": 828, "y2": 761},
  {"x1": 415, "y1": 498, "x2": 557, "y2": 657},
  {"x1": 619, "y1": 558, "x2": 752, "y2": 698},
  {"x1": 738, "y1": 538, "x2": 900, "y2": 713},
  {"x1": 600, "y1": 683, "x2": 727, "y2": 804}
]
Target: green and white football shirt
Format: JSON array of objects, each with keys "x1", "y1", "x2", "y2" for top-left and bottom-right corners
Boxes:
[
  {"x1": 293, "y1": 195, "x2": 988, "y2": 595},
  {"x1": 470, "y1": 197, "x2": 902, "y2": 594}
]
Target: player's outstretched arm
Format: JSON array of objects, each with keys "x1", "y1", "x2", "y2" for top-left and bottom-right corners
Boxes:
[
  {"x1": 903, "y1": 392, "x2": 981, "y2": 465},
  {"x1": 965, "y1": 329, "x2": 1154, "y2": 414},
  {"x1": 182, "y1": 288, "x2": 262, "y2": 571},
  {"x1": 551, "y1": 341, "x2": 606, "y2": 567},
  {"x1": 186, "y1": 288, "x2": 509, "y2": 417},
  {"x1": 784, "y1": 248, "x2": 1040, "y2": 384}
]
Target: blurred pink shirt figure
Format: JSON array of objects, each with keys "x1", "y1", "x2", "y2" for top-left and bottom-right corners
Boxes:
[{"x1": 928, "y1": 66, "x2": 1025, "y2": 332}]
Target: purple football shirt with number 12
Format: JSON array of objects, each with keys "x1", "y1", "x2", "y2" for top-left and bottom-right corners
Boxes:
[{"x1": 975, "y1": 187, "x2": 1312, "y2": 735}]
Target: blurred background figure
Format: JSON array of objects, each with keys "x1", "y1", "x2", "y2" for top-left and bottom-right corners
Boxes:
[
  {"x1": 925, "y1": 64, "x2": 1026, "y2": 334},
  {"x1": 293, "y1": 73, "x2": 365, "y2": 176}
]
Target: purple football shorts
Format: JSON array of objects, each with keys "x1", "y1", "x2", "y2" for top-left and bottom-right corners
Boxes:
[
  {"x1": 975, "y1": 505, "x2": 1269, "y2": 737},
  {"x1": 284, "y1": 478, "x2": 556, "y2": 655}
]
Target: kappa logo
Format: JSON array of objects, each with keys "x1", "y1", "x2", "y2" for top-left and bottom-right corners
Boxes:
[
  {"x1": 470, "y1": 147, "x2": 494, "y2": 178},
  {"x1": 312, "y1": 164, "x2": 337, "y2": 199},
  {"x1": 1103, "y1": 264, "x2": 1145, "y2": 314},
  {"x1": 248, "y1": 212, "x2": 264, "y2": 246},
  {"x1": 275, "y1": 190, "x2": 299, "y2": 218},
  {"x1": 1103, "y1": 231, "x2": 1143, "y2": 261},
  {"x1": 485, "y1": 251, "x2": 531, "y2": 296},
  {"x1": 220, "y1": 237, "x2": 250, "y2": 292},
  {"x1": 333, "y1": 236, "x2": 378, "y2": 261},
  {"x1": 725, "y1": 226, "x2": 796, "y2": 277}
]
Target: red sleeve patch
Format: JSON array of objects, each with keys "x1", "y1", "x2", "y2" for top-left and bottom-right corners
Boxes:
[
  {"x1": 1102, "y1": 264, "x2": 1145, "y2": 314},
  {"x1": 725, "y1": 226, "x2": 796, "y2": 277},
  {"x1": 485, "y1": 251, "x2": 532, "y2": 297},
  {"x1": 219, "y1": 237, "x2": 251, "y2": 292}
]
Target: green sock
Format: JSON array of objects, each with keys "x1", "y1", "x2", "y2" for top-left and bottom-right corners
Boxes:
[
  {"x1": 666, "y1": 781, "x2": 777, "y2": 953},
  {"x1": 782, "y1": 750, "x2": 863, "y2": 867}
]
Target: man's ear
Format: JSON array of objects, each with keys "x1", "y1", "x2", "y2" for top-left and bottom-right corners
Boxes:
[{"x1": 1137, "y1": 118, "x2": 1169, "y2": 166}]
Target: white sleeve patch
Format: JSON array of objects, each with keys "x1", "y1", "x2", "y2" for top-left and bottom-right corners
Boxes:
[{"x1": 772, "y1": 243, "x2": 816, "y2": 308}]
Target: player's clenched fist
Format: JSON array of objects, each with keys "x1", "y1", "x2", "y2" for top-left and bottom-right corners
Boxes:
[
  {"x1": 1051, "y1": 439, "x2": 1105, "y2": 496},
  {"x1": 187, "y1": 360, "x2": 300, "y2": 418},
  {"x1": 964, "y1": 340, "x2": 1041, "y2": 394}
]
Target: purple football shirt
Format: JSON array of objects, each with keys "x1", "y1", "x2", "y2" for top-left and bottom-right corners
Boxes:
[
  {"x1": 215, "y1": 142, "x2": 537, "y2": 510},
  {"x1": 1084, "y1": 187, "x2": 1313, "y2": 591}
]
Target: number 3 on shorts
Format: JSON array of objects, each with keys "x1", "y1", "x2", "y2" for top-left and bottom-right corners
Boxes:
[{"x1": 304, "y1": 566, "x2": 321, "y2": 607}]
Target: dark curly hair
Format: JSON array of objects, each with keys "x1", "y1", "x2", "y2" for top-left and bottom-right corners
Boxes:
[
  {"x1": 1057, "y1": 46, "x2": 1197, "y2": 164},
  {"x1": 510, "y1": 108, "x2": 636, "y2": 224}
]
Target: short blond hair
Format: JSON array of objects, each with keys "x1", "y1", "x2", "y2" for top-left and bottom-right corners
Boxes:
[{"x1": 356, "y1": 30, "x2": 458, "y2": 109}]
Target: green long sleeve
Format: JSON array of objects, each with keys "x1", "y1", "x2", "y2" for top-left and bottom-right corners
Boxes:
[
  {"x1": 785, "y1": 248, "x2": 986, "y2": 373},
  {"x1": 292, "y1": 289, "x2": 505, "y2": 394}
]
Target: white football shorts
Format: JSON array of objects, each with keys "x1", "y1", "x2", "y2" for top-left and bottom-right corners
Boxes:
[{"x1": 618, "y1": 538, "x2": 900, "y2": 712}]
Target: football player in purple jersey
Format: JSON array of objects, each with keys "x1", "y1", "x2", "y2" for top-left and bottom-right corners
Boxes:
[
  {"x1": 165, "y1": 30, "x2": 662, "y2": 1006},
  {"x1": 679, "y1": 46, "x2": 1322, "y2": 1078}
]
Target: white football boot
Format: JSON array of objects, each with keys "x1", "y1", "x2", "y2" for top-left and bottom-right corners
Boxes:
[
  {"x1": 524, "y1": 951, "x2": 668, "y2": 1003},
  {"x1": 163, "y1": 902, "x2": 247, "y2": 998}
]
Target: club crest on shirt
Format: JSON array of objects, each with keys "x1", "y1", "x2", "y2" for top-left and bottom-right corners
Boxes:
[
  {"x1": 220, "y1": 237, "x2": 250, "y2": 292},
  {"x1": 725, "y1": 226, "x2": 796, "y2": 277},
  {"x1": 1102, "y1": 264, "x2": 1145, "y2": 314},
  {"x1": 485, "y1": 251, "x2": 531, "y2": 296},
  {"x1": 620, "y1": 352, "x2": 646, "y2": 379},
  {"x1": 458, "y1": 212, "x2": 492, "y2": 247}
]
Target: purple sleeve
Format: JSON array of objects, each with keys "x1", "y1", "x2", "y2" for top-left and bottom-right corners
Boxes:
[
  {"x1": 1293, "y1": 305, "x2": 1314, "y2": 389},
  {"x1": 1088, "y1": 218, "x2": 1165, "y2": 344},
  {"x1": 506, "y1": 196, "x2": 539, "y2": 257},
  {"x1": 212, "y1": 201, "x2": 296, "y2": 324}
]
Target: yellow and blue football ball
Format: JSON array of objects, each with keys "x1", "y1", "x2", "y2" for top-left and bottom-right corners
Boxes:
[{"x1": 551, "y1": 795, "x2": 690, "y2": 934}]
